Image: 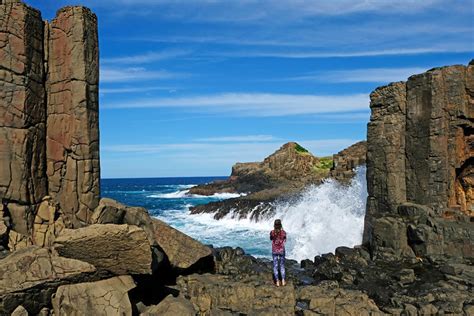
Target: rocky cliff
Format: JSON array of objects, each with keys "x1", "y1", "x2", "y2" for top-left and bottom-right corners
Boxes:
[{"x1": 364, "y1": 62, "x2": 474, "y2": 262}]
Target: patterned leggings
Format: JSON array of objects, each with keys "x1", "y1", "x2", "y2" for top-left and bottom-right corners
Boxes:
[{"x1": 272, "y1": 253, "x2": 286, "y2": 281}]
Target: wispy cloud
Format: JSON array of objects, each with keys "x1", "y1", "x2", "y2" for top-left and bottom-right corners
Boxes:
[
  {"x1": 286, "y1": 67, "x2": 429, "y2": 83},
  {"x1": 195, "y1": 135, "x2": 278, "y2": 142},
  {"x1": 100, "y1": 86, "x2": 177, "y2": 94},
  {"x1": 100, "y1": 67, "x2": 186, "y2": 83},
  {"x1": 79, "y1": 0, "x2": 448, "y2": 20},
  {"x1": 102, "y1": 138, "x2": 360, "y2": 159},
  {"x1": 103, "y1": 93, "x2": 369, "y2": 116},
  {"x1": 212, "y1": 47, "x2": 473, "y2": 59},
  {"x1": 102, "y1": 50, "x2": 190, "y2": 65}
]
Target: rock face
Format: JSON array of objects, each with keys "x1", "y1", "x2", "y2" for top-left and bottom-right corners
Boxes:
[
  {"x1": 54, "y1": 224, "x2": 153, "y2": 275},
  {"x1": 52, "y1": 276, "x2": 136, "y2": 316},
  {"x1": 141, "y1": 295, "x2": 196, "y2": 316},
  {"x1": 0, "y1": 246, "x2": 96, "y2": 314},
  {"x1": 330, "y1": 141, "x2": 367, "y2": 183},
  {"x1": 0, "y1": 0, "x2": 100, "y2": 249},
  {"x1": 46, "y1": 6, "x2": 100, "y2": 228},
  {"x1": 364, "y1": 62, "x2": 474, "y2": 261},
  {"x1": 0, "y1": 0, "x2": 47, "y2": 237}
]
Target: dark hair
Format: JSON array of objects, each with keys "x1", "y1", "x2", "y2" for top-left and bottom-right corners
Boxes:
[{"x1": 274, "y1": 219, "x2": 282, "y2": 230}]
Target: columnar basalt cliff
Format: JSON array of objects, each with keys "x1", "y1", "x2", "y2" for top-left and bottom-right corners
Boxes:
[
  {"x1": 364, "y1": 62, "x2": 474, "y2": 261},
  {"x1": 0, "y1": 0, "x2": 99, "y2": 248}
]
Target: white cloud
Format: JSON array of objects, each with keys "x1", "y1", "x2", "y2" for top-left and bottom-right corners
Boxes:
[
  {"x1": 102, "y1": 50, "x2": 190, "y2": 65},
  {"x1": 100, "y1": 86, "x2": 177, "y2": 94},
  {"x1": 287, "y1": 67, "x2": 429, "y2": 83},
  {"x1": 100, "y1": 67, "x2": 185, "y2": 83},
  {"x1": 103, "y1": 93, "x2": 369, "y2": 116}
]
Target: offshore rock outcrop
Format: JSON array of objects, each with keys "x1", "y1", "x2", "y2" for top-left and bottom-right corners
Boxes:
[
  {"x1": 0, "y1": 0, "x2": 99, "y2": 252},
  {"x1": 190, "y1": 141, "x2": 367, "y2": 220}
]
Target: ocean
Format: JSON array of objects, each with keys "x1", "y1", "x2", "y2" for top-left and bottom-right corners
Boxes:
[{"x1": 101, "y1": 167, "x2": 368, "y2": 262}]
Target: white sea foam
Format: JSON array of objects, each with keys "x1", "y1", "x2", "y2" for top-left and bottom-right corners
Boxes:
[{"x1": 148, "y1": 190, "x2": 244, "y2": 199}]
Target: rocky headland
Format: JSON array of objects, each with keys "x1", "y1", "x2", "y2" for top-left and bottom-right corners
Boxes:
[
  {"x1": 0, "y1": 1, "x2": 473, "y2": 315},
  {"x1": 189, "y1": 141, "x2": 367, "y2": 220}
]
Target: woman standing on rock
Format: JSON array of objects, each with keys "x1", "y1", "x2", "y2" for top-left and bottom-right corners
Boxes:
[{"x1": 270, "y1": 219, "x2": 287, "y2": 286}]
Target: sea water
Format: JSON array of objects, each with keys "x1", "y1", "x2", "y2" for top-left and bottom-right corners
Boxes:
[{"x1": 101, "y1": 166, "x2": 367, "y2": 262}]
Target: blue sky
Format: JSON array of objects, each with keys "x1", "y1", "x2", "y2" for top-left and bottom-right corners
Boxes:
[{"x1": 26, "y1": 0, "x2": 474, "y2": 178}]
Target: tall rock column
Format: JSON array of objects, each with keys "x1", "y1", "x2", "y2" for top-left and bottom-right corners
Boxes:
[
  {"x1": 0, "y1": 1, "x2": 47, "y2": 234},
  {"x1": 406, "y1": 65, "x2": 474, "y2": 215},
  {"x1": 363, "y1": 82, "x2": 410, "y2": 258},
  {"x1": 46, "y1": 6, "x2": 100, "y2": 228}
]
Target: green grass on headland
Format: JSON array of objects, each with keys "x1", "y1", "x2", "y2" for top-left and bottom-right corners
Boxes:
[
  {"x1": 295, "y1": 143, "x2": 309, "y2": 154},
  {"x1": 312, "y1": 156, "x2": 334, "y2": 176}
]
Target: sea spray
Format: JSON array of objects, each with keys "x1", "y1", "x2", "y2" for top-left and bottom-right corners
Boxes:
[{"x1": 272, "y1": 166, "x2": 367, "y2": 261}]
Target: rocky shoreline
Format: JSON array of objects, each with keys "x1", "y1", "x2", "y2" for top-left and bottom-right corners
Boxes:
[{"x1": 0, "y1": 1, "x2": 473, "y2": 315}]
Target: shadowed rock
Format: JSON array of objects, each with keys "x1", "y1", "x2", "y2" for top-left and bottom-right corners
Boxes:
[
  {"x1": 0, "y1": 246, "x2": 96, "y2": 314},
  {"x1": 52, "y1": 276, "x2": 136, "y2": 316}
]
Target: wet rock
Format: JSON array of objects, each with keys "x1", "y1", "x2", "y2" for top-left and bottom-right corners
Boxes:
[
  {"x1": 52, "y1": 276, "x2": 136, "y2": 316},
  {"x1": 54, "y1": 224, "x2": 152, "y2": 275},
  {"x1": 0, "y1": 246, "x2": 96, "y2": 314}
]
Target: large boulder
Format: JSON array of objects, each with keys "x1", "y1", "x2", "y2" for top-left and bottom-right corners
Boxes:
[
  {"x1": 91, "y1": 198, "x2": 156, "y2": 245},
  {"x1": 297, "y1": 281, "x2": 381, "y2": 316},
  {"x1": 54, "y1": 224, "x2": 152, "y2": 275},
  {"x1": 176, "y1": 273, "x2": 296, "y2": 315},
  {"x1": 152, "y1": 218, "x2": 212, "y2": 270},
  {"x1": 0, "y1": 246, "x2": 96, "y2": 314},
  {"x1": 52, "y1": 276, "x2": 136, "y2": 316}
]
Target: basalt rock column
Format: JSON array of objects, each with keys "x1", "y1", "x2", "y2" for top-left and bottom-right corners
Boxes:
[
  {"x1": 46, "y1": 7, "x2": 100, "y2": 228},
  {"x1": 0, "y1": 1, "x2": 47, "y2": 234},
  {"x1": 363, "y1": 62, "x2": 474, "y2": 261},
  {"x1": 405, "y1": 65, "x2": 474, "y2": 215}
]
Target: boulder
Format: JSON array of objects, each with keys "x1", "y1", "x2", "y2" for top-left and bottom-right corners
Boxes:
[
  {"x1": 11, "y1": 305, "x2": 29, "y2": 316},
  {"x1": 52, "y1": 276, "x2": 136, "y2": 316},
  {"x1": 92, "y1": 198, "x2": 156, "y2": 245},
  {"x1": 177, "y1": 273, "x2": 296, "y2": 315},
  {"x1": 152, "y1": 218, "x2": 212, "y2": 270},
  {"x1": 297, "y1": 282, "x2": 381, "y2": 316},
  {"x1": 0, "y1": 246, "x2": 96, "y2": 314},
  {"x1": 54, "y1": 224, "x2": 152, "y2": 275},
  {"x1": 141, "y1": 295, "x2": 196, "y2": 316}
]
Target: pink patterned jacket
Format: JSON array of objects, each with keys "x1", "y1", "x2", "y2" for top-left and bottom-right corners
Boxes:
[{"x1": 270, "y1": 229, "x2": 286, "y2": 254}]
